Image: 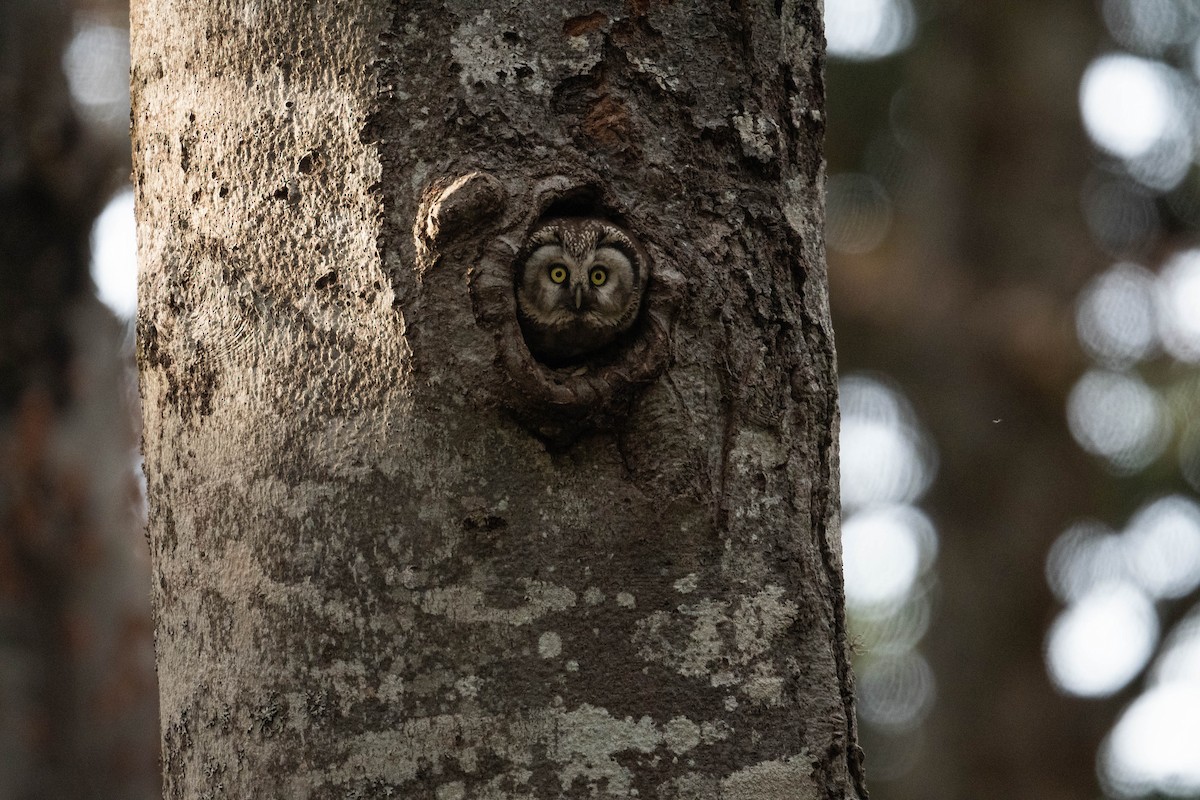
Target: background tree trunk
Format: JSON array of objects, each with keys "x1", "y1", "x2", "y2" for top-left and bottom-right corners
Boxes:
[
  {"x1": 827, "y1": 1, "x2": 1111, "y2": 798},
  {"x1": 133, "y1": 1, "x2": 860, "y2": 797},
  {"x1": 0, "y1": 1, "x2": 159, "y2": 798}
]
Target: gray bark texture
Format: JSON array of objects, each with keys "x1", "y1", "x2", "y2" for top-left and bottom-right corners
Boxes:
[{"x1": 132, "y1": 1, "x2": 858, "y2": 798}]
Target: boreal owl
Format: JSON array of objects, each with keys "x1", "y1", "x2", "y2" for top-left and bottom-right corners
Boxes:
[{"x1": 516, "y1": 218, "x2": 647, "y2": 365}]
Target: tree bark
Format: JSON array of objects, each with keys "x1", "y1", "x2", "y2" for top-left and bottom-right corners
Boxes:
[{"x1": 133, "y1": 1, "x2": 859, "y2": 797}]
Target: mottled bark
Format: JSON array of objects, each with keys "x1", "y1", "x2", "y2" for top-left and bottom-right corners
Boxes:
[
  {"x1": 133, "y1": 1, "x2": 858, "y2": 798},
  {"x1": 0, "y1": 1, "x2": 159, "y2": 798}
]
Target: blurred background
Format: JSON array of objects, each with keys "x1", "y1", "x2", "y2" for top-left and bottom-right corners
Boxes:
[
  {"x1": 827, "y1": 0, "x2": 1200, "y2": 798},
  {"x1": 2, "y1": 0, "x2": 1199, "y2": 798}
]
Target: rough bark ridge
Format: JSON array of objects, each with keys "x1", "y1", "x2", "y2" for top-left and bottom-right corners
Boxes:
[{"x1": 134, "y1": 0, "x2": 859, "y2": 797}]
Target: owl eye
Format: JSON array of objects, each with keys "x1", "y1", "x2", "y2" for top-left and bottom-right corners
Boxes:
[
  {"x1": 548, "y1": 265, "x2": 568, "y2": 284},
  {"x1": 590, "y1": 268, "x2": 607, "y2": 287}
]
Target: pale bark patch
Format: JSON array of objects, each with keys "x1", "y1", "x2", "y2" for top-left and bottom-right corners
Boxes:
[
  {"x1": 419, "y1": 580, "x2": 577, "y2": 626},
  {"x1": 306, "y1": 705, "x2": 734, "y2": 797},
  {"x1": 721, "y1": 754, "x2": 820, "y2": 800},
  {"x1": 634, "y1": 585, "x2": 800, "y2": 705}
]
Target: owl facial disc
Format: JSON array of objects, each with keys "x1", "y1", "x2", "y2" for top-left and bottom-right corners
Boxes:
[{"x1": 516, "y1": 218, "x2": 648, "y2": 365}]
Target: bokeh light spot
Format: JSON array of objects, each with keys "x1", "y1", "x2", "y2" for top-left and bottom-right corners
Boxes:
[
  {"x1": 1047, "y1": 583, "x2": 1158, "y2": 697},
  {"x1": 824, "y1": 0, "x2": 916, "y2": 61},
  {"x1": 1048, "y1": 498, "x2": 1200, "y2": 610},
  {"x1": 1067, "y1": 369, "x2": 1169, "y2": 472},
  {"x1": 91, "y1": 189, "x2": 137, "y2": 320},
  {"x1": 1103, "y1": 0, "x2": 1196, "y2": 55},
  {"x1": 63, "y1": 18, "x2": 130, "y2": 132},
  {"x1": 1156, "y1": 249, "x2": 1200, "y2": 362},
  {"x1": 1153, "y1": 610, "x2": 1200, "y2": 686},
  {"x1": 839, "y1": 375, "x2": 935, "y2": 508},
  {"x1": 842, "y1": 506, "x2": 936, "y2": 609},
  {"x1": 1124, "y1": 495, "x2": 1200, "y2": 600},
  {"x1": 1080, "y1": 54, "x2": 1178, "y2": 160},
  {"x1": 856, "y1": 652, "x2": 936, "y2": 731},
  {"x1": 1046, "y1": 522, "x2": 1127, "y2": 604},
  {"x1": 1075, "y1": 262, "x2": 1158, "y2": 367},
  {"x1": 1102, "y1": 683, "x2": 1200, "y2": 798},
  {"x1": 852, "y1": 593, "x2": 933, "y2": 652},
  {"x1": 825, "y1": 173, "x2": 894, "y2": 255},
  {"x1": 1125, "y1": 132, "x2": 1193, "y2": 192}
]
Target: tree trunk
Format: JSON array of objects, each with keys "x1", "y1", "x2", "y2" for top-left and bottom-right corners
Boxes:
[{"x1": 133, "y1": 2, "x2": 860, "y2": 797}]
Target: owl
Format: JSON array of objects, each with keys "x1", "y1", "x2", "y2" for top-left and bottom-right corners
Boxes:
[{"x1": 516, "y1": 218, "x2": 647, "y2": 365}]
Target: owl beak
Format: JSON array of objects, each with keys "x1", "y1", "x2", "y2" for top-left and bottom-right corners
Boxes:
[{"x1": 574, "y1": 285, "x2": 583, "y2": 309}]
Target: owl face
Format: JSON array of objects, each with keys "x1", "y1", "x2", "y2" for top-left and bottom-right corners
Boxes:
[{"x1": 516, "y1": 218, "x2": 646, "y2": 363}]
